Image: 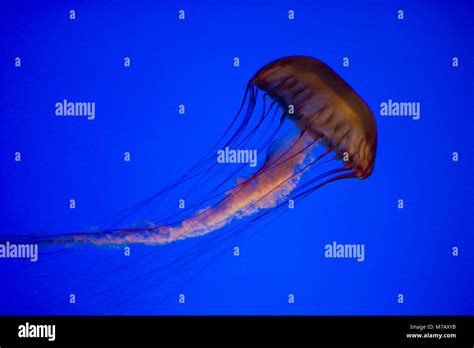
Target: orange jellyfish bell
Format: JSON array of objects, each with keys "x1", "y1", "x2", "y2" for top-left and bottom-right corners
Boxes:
[{"x1": 251, "y1": 56, "x2": 377, "y2": 179}]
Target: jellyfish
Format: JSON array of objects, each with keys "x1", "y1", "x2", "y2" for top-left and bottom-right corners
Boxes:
[{"x1": 4, "y1": 56, "x2": 377, "y2": 250}]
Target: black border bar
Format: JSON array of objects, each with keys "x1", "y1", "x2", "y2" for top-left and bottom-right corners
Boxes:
[{"x1": 0, "y1": 316, "x2": 472, "y2": 346}]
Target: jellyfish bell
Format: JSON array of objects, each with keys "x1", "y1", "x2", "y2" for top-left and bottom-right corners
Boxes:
[{"x1": 251, "y1": 56, "x2": 377, "y2": 179}]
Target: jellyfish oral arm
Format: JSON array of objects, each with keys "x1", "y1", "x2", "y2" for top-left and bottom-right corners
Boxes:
[{"x1": 60, "y1": 131, "x2": 317, "y2": 246}]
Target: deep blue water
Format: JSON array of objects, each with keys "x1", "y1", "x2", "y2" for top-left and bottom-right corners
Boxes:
[{"x1": 0, "y1": 0, "x2": 473, "y2": 315}]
